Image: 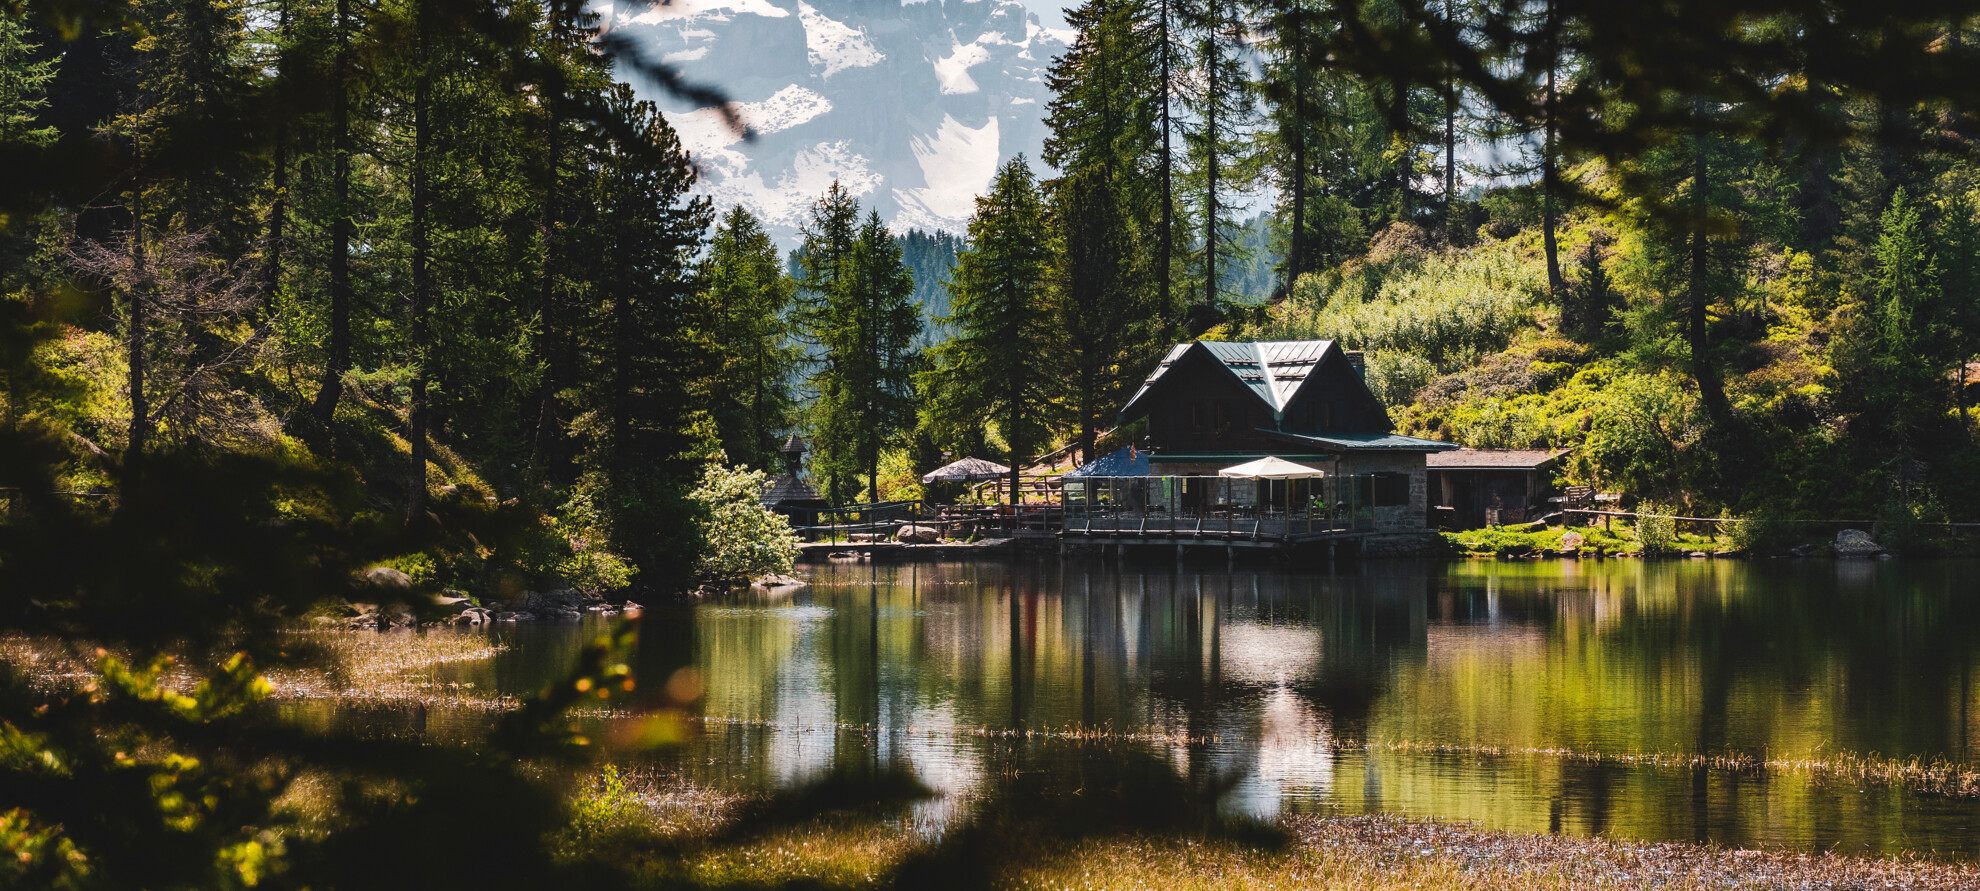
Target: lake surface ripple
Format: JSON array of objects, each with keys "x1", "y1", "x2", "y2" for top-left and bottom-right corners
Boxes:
[{"x1": 301, "y1": 557, "x2": 1980, "y2": 855}]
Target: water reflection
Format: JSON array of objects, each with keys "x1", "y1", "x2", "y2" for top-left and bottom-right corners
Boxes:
[{"x1": 376, "y1": 558, "x2": 1980, "y2": 854}]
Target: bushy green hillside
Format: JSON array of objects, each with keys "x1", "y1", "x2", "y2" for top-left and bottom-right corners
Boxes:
[{"x1": 1247, "y1": 186, "x2": 1980, "y2": 526}]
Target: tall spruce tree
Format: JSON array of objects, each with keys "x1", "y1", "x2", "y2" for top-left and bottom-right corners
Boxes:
[
  {"x1": 926, "y1": 157, "x2": 1055, "y2": 506},
  {"x1": 1181, "y1": 0, "x2": 1256, "y2": 326},
  {"x1": 799, "y1": 190, "x2": 921, "y2": 504},
  {"x1": 697, "y1": 205, "x2": 800, "y2": 471},
  {"x1": 1051, "y1": 165, "x2": 1152, "y2": 461}
]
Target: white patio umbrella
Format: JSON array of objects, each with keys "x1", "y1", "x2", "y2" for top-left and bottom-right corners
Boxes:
[
  {"x1": 1216, "y1": 456, "x2": 1327, "y2": 479},
  {"x1": 1218, "y1": 456, "x2": 1327, "y2": 522}
]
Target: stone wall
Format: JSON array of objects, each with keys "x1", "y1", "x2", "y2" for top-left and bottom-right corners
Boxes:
[{"x1": 1338, "y1": 452, "x2": 1431, "y2": 532}]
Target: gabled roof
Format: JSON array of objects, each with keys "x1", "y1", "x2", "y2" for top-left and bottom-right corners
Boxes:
[
  {"x1": 1119, "y1": 339, "x2": 1354, "y2": 424},
  {"x1": 1425, "y1": 448, "x2": 1568, "y2": 470}
]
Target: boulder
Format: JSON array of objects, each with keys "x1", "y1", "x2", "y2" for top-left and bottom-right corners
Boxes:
[
  {"x1": 752, "y1": 573, "x2": 808, "y2": 590},
  {"x1": 1560, "y1": 532, "x2": 1585, "y2": 551},
  {"x1": 434, "y1": 595, "x2": 475, "y2": 614},
  {"x1": 494, "y1": 610, "x2": 536, "y2": 622},
  {"x1": 849, "y1": 532, "x2": 884, "y2": 543},
  {"x1": 895, "y1": 525, "x2": 940, "y2": 544},
  {"x1": 523, "y1": 590, "x2": 583, "y2": 611},
  {"x1": 361, "y1": 566, "x2": 413, "y2": 591},
  {"x1": 1831, "y1": 529, "x2": 1886, "y2": 558}
]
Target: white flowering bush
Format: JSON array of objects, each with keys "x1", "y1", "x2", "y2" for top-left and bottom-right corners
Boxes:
[{"x1": 689, "y1": 463, "x2": 801, "y2": 582}]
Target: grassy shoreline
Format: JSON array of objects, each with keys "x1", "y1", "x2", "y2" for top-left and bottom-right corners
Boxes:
[{"x1": 554, "y1": 766, "x2": 1980, "y2": 890}]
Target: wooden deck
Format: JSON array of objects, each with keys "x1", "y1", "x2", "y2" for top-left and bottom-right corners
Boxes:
[{"x1": 1059, "y1": 514, "x2": 1375, "y2": 552}]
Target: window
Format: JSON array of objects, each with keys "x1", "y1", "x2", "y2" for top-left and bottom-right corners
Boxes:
[
  {"x1": 1190, "y1": 402, "x2": 1206, "y2": 431},
  {"x1": 1214, "y1": 401, "x2": 1230, "y2": 429},
  {"x1": 1322, "y1": 400, "x2": 1335, "y2": 429},
  {"x1": 1371, "y1": 472, "x2": 1409, "y2": 507}
]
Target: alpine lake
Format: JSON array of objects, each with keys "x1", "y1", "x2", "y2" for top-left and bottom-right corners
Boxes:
[{"x1": 283, "y1": 555, "x2": 1980, "y2": 857}]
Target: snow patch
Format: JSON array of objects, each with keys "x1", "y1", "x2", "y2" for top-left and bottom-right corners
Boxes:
[
  {"x1": 891, "y1": 114, "x2": 1001, "y2": 233},
  {"x1": 663, "y1": 46, "x2": 710, "y2": 63},
  {"x1": 708, "y1": 141, "x2": 885, "y2": 229},
  {"x1": 934, "y1": 40, "x2": 991, "y2": 95},
  {"x1": 624, "y1": 0, "x2": 789, "y2": 22},
  {"x1": 798, "y1": 2, "x2": 883, "y2": 78},
  {"x1": 1009, "y1": 97, "x2": 1034, "y2": 105},
  {"x1": 674, "y1": 84, "x2": 833, "y2": 156}
]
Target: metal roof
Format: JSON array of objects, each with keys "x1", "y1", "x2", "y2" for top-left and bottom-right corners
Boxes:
[
  {"x1": 1262, "y1": 430, "x2": 1461, "y2": 452},
  {"x1": 1062, "y1": 446, "x2": 1151, "y2": 478},
  {"x1": 1119, "y1": 339, "x2": 1343, "y2": 423},
  {"x1": 1424, "y1": 448, "x2": 1569, "y2": 470}
]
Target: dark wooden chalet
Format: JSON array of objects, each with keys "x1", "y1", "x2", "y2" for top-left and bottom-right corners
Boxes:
[{"x1": 1109, "y1": 339, "x2": 1458, "y2": 533}]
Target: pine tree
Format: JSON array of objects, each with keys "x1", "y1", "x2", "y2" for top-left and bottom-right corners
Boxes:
[
  {"x1": 926, "y1": 157, "x2": 1056, "y2": 506},
  {"x1": 1052, "y1": 165, "x2": 1152, "y2": 461},
  {"x1": 697, "y1": 205, "x2": 801, "y2": 471},
  {"x1": 799, "y1": 190, "x2": 921, "y2": 504}
]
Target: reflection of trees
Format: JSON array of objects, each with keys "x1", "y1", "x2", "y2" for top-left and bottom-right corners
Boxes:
[{"x1": 662, "y1": 556, "x2": 1980, "y2": 851}]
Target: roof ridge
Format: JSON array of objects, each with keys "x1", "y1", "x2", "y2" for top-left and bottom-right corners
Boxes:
[{"x1": 1253, "y1": 342, "x2": 1283, "y2": 413}]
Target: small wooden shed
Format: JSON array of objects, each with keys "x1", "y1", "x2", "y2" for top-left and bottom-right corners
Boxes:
[{"x1": 1426, "y1": 448, "x2": 1569, "y2": 529}]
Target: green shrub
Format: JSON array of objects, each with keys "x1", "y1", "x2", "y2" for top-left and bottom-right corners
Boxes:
[
  {"x1": 1633, "y1": 504, "x2": 1678, "y2": 555},
  {"x1": 564, "y1": 765, "x2": 643, "y2": 851},
  {"x1": 690, "y1": 463, "x2": 801, "y2": 582},
  {"x1": 1266, "y1": 240, "x2": 1546, "y2": 371},
  {"x1": 1723, "y1": 507, "x2": 1788, "y2": 553}
]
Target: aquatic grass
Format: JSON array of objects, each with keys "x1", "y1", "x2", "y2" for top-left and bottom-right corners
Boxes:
[
  {"x1": 0, "y1": 628, "x2": 509, "y2": 708},
  {"x1": 1358, "y1": 739, "x2": 1980, "y2": 798},
  {"x1": 684, "y1": 716, "x2": 1980, "y2": 800},
  {"x1": 259, "y1": 629, "x2": 506, "y2": 702}
]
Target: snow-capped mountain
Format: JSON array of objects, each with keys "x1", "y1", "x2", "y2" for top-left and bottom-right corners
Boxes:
[{"x1": 614, "y1": 0, "x2": 1069, "y2": 244}]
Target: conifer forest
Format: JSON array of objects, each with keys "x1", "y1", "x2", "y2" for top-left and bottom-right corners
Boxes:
[{"x1": 11, "y1": 0, "x2": 1980, "y2": 887}]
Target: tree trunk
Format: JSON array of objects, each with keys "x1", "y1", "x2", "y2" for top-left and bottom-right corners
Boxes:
[
  {"x1": 532, "y1": 40, "x2": 564, "y2": 479},
  {"x1": 1204, "y1": 6, "x2": 1219, "y2": 316},
  {"x1": 127, "y1": 181, "x2": 148, "y2": 491},
  {"x1": 1157, "y1": 0, "x2": 1174, "y2": 326},
  {"x1": 611, "y1": 257, "x2": 632, "y2": 490},
  {"x1": 264, "y1": 1, "x2": 289, "y2": 315},
  {"x1": 408, "y1": 16, "x2": 431, "y2": 520},
  {"x1": 1286, "y1": 12, "x2": 1306, "y2": 291},
  {"x1": 1689, "y1": 114, "x2": 1732, "y2": 428},
  {"x1": 311, "y1": 0, "x2": 353, "y2": 436},
  {"x1": 1541, "y1": 1, "x2": 1565, "y2": 303},
  {"x1": 1396, "y1": 85, "x2": 1413, "y2": 221},
  {"x1": 1442, "y1": 0, "x2": 1457, "y2": 224}
]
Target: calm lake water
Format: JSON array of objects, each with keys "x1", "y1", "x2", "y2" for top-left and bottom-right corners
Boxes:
[{"x1": 306, "y1": 557, "x2": 1980, "y2": 855}]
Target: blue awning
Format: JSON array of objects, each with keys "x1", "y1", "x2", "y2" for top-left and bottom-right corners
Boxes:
[{"x1": 1063, "y1": 447, "x2": 1151, "y2": 478}]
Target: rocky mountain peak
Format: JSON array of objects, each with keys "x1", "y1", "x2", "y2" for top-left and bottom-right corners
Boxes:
[{"x1": 617, "y1": 0, "x2": 1069, "y2": 245}]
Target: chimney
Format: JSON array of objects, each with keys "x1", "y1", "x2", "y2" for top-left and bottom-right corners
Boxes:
[{"x1": 1344, "y1": 350, "x2": 1366, "y2": 379}]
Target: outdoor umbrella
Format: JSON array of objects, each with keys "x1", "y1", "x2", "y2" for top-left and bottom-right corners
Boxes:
[
  {"x1": 1216, "y1": 456, "x2": 1327, "y2": 479},
  {"x1": 920, "y1": 457, "x2": 1011, "y2": 485}
]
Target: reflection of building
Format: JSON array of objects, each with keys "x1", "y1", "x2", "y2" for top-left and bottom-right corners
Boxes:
[
  {"x1": 760, "y1": 435, "x2": 829, "y2": 529},
  {"x1": 1111, "y1": 340, "x2": 1457, "y2": 534},
  {"x1": 1426, "y1": 448, "x2": 1569, "y2": 529}
]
